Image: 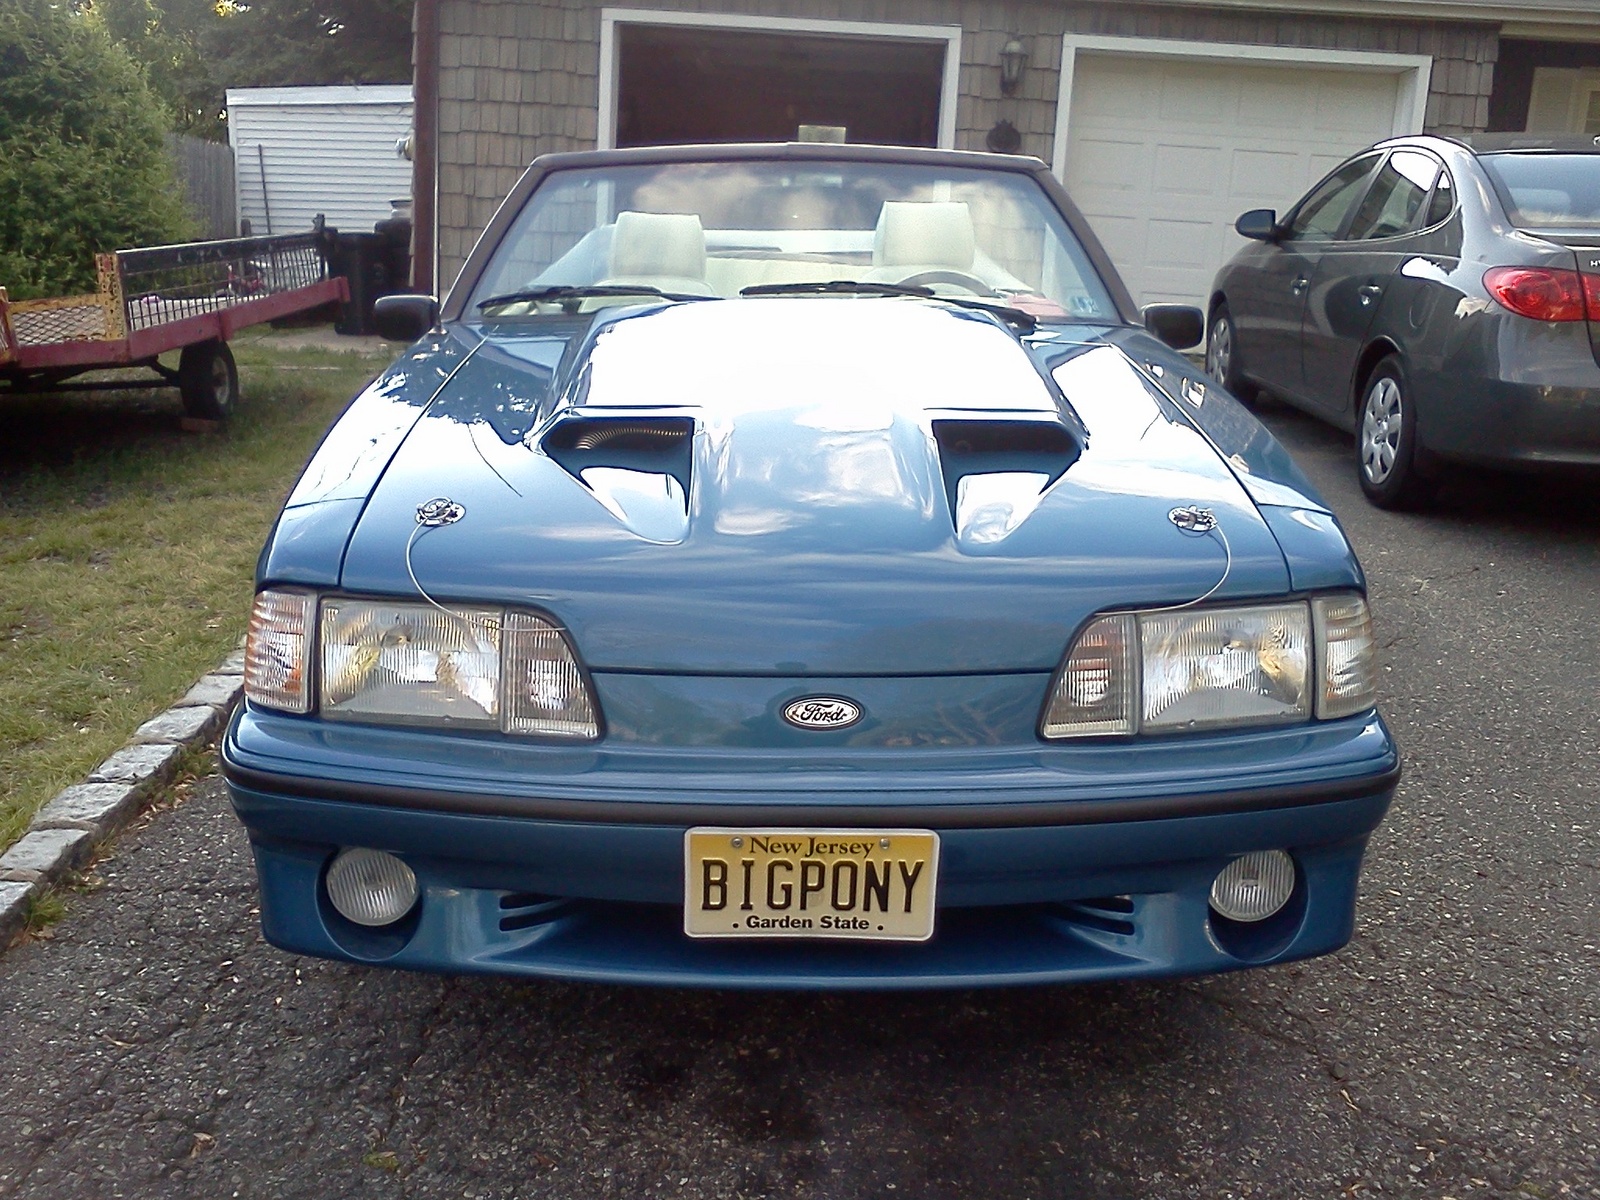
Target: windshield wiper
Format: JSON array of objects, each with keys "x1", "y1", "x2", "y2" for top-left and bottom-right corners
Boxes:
[
  {"x1": 476, "y1": 284, "x2": 708, "y2": 312},
  {"x1": 738, "y1": 279, "x2": 1037, "y2": 331},
  {"x1": 740, "y1": 280, "x2": 933, "y2": 299}
]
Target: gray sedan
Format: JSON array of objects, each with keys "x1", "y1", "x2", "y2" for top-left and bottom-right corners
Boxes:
[{"x1": 1206, "y1": 134, "x2": 1600, "y2": 508}]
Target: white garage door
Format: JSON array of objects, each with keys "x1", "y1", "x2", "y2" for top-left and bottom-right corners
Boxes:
[{"x1": 1061, "y1": 54, "x2": 1412, "y2": 309}]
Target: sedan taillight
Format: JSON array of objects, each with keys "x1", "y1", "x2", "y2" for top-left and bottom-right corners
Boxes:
[{"x1": 1483, "y1": 266, "x2": 1600, "y2": 322}]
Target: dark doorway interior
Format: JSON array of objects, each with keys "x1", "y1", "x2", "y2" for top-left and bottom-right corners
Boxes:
[
  {"x1": 615, "y1": 25, "x2": 945, "y2": 149},
  {"x1": 1489, "y1": 38, "x2": 1600, "y2": 132}
]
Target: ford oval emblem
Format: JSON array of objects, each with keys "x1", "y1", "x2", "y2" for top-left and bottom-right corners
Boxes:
[{"x1": 782, "y1": 696, "x2": 862, "y2": 730}]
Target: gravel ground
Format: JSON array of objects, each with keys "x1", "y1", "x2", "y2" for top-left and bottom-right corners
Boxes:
[{"x1": 0, "y1": 402, "x2": 1596, "y2": 1200}]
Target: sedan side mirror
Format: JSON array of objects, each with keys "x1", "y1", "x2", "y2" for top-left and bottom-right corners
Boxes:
[
  {"x1": 373, "y1": 293, "x2": 440, "y2": 342},
  {"x1": 1141, "y1": 304, "x2": 1205, "y2": 351},
  {"x1": 1235, "y1": 209, "x2": 1280, "y2": 242}
]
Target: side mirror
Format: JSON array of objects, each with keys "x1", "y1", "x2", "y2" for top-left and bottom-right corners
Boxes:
[
  {"x1": 1235, "y1": 209, "x2": 1280, "y2": 242},
  {"x1": 373, "y1": 293, "x2": 439, "y2": 342},
  {"x1": 1141, "y1": 304, "x2": 1205, "y2": 351}
]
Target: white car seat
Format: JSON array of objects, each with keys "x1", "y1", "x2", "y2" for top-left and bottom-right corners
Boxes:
[
  {"x1": 602, "y1": 211, "x2": 715, "y2": 296},
  {"x1": 869, "y1": 201, "x2": 979, "y2": 283}
]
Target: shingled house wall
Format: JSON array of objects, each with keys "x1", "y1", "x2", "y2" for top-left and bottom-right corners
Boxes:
[{"x1": 433, "y1": 0, "x2": 1499, "y2": 286}]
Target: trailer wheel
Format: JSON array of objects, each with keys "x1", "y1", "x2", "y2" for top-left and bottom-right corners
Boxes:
[{"x1": 178, "y1": 340, "x2": 239, "y2": 421}]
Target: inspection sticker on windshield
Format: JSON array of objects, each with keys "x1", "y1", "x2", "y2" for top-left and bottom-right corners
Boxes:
[{"x1": 684, "y1": 828, "x2": 939, "y2": 941}]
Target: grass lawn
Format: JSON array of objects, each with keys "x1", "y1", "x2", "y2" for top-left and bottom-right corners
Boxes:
[{"x1": 0, "y1": 330, "x2": 394, "y2": 852}]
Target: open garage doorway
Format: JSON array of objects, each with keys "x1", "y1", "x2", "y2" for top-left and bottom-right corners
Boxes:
[{"x1": 601, "y1": 13, "x2": 959, "y2": 150}]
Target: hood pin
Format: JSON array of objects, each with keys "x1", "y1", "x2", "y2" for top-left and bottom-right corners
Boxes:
[
  {"x1": 1169, "y1": 505, "x2": 1218, "y2": 533},
  {"x1": 416, "y1": 497, "x2": 466, "y2": 527}
]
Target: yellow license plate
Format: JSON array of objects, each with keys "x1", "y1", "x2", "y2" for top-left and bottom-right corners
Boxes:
[{"x1": 683, "y1": 828, "x2": 939, "y2": 941}]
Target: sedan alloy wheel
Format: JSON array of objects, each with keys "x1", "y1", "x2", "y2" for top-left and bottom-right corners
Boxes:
[
  {"x1": 1360, "y1": 375, "x2": 1402, "y2": 485},
  {"x1": 1205, "y1": 304, "x2": 1259, "y2": 404},
  {"x1": 1356, "y1": 356, "x2": 1433, "y2": 509},
  {"x1": 1205, "y1": 315, "x2": 1233, "y2": 382}
]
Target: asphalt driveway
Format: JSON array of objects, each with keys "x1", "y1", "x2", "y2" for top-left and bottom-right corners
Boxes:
[{"x1": 0, "y1": 402, "x2": 1596, "y2": 1200}]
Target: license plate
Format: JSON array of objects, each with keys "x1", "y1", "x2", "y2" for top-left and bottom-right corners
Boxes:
[{"x1": 683, "y1": 828, "x2": 939, "y2": 941}]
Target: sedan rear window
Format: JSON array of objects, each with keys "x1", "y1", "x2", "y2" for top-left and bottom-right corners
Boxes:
[{"x1": 1480, "y1": 153, "x2": 1600, "y2": 228}]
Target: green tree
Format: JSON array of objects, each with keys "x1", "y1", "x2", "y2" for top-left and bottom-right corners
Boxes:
[
  {"x1": 0, "y1": 0, "x2": 192, "y2": 298},
  {"x1": 94, "y1": 0, "x2": 229, "y2": 135},
  {"x1": 220, "y1": 0, "x2": 412, "y2": 87},
  {"x1": 94, "y1": 0, "x2": 413, "y2": 139}
]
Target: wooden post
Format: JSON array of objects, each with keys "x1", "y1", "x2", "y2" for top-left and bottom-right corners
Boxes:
[
  {"x1": 96, "y1": 253, "x2": 128, "y2": 341},
  {"x1": 412, "y1": 0, "x2": 440, "y2": 295},
  {"x1": 0, "y1": 287, "x2": 15, "y2": 364}
]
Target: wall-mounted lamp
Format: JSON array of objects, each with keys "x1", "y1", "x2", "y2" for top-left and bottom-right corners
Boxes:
[{"x1": 999, "y1": 37, "x2": 1028, "y2": 95}]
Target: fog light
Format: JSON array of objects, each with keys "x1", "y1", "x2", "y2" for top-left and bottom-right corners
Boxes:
[
  {"x1": 325, "y1": 848, "x2": 419, "y2": 927},
  {"x1": 1209, "y1": 850, "x2": 1295, "y2": 923}
]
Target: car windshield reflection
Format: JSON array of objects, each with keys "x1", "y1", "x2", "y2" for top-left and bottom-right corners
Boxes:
[{"x1": 467, "y1": 160, "x2": 1118, "y2": 322}]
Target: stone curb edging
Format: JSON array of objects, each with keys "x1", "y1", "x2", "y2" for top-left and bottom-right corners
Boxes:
[{"x1": 0, "y1": 649, "x2": 245, "y2": 951}]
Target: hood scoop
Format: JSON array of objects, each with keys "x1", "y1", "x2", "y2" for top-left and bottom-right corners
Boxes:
[
  {"x1": 933, "y1": 419, "x2": 1080, "y2": 545},
  {"x1": 542, "y1": 416, "x2": 695, "y2": 543}
]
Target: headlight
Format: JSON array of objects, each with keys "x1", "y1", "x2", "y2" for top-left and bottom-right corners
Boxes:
[
  {"x1": 1042, "y1": 594, "x2": 1376, "y2": 738},
  {"x1": 1141, "y1": 603, "x2": 1309, "y2": 732},
  {"x1": 244, "y1": 592, "x2": 601, "y2": 740},
  {"x1": 321, "y1": 598, "x2": 504, "y2": 728}
]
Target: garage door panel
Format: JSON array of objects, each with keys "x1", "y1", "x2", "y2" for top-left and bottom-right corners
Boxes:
[
  {"x1": 1139, "y1": 270, "x2": 1217, "y2": 307},
  {"x1": 1152, "y1": 145, "x2": 1225, "y2": 195},
  {"x1": 1230, "y1": 148, "x2": 1303, "y2": 200},
  {"x1": 1083, "y1": 213, "x2": 1143, "y2": 266},
  {"x1": 1073, "y1": 61, "x2": 1157, "y2": 118},
  {"x1": 1159, "y1": 72, "x2": 1234, "y2": 124},
  {"x1": 1063, "y1": 52, "x2": 1412, "y2": 308},
  {"x1": 1314, "y1": 77, "x2": 1398, "y2": 136},
  {"x1": 1250, "y1": 78, "x2": 1318, "y2": 129},
  {"x1": 1146, "y1": 218, "x2": 1217, "y2": 270},
  {"x1": 1070, "y1": 138, "x2": 1150, "y2": 193}
]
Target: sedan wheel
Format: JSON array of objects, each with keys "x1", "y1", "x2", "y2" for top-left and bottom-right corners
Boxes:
[
  {"x1": 1205, "y1": 304, "x2": 1259, "y2": 404},
  {"x1": 1359, "y1": 376, "x2": 1402, "y2": 483},
  {"x1": 1356, "y1": 357, "x2": 1434, "y2": 509}
]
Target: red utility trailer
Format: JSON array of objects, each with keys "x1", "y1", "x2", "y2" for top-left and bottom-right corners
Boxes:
[{"x1": 0, "y1": 232, "x2": 349, "y2": 420}]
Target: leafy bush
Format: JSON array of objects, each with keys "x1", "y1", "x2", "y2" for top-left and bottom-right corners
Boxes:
[{"x1": 0, "y1": 0, "x2": 192, "y2": 299}]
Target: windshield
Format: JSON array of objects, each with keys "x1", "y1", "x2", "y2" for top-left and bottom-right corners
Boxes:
[
  {"x1": 466, "y1": 160, "x2": 1118, "y2": 321},
  {"x1": 1480, "y1": 153, "x2": 1600, "y2": 229}
]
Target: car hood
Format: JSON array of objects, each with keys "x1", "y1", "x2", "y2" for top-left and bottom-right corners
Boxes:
[{"x1": 337, "y1": 299, "x2": 1296, "y2": 674}]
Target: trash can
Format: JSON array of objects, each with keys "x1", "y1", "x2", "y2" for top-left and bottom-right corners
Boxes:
[
  {"x1": 332, "y1": 232, "x2": 388, "y2": 336},
  {"x1": 374, "y1": 215, "x2": 413, "y2": 298},
  {"x1": 331, "y1": 224, "x2": 412, "y2": 336}
]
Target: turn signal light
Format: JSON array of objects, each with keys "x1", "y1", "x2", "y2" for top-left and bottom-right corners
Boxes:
[
  {"x1": 245, "y1": 589, "x2": 315, "y2": 714},
  {"x1": 1483, "y1": 266, "x2": 1600, "y2": 322}
]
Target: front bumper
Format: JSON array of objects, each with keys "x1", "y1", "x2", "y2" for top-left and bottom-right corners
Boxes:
[{"x1": 223, "y1": 707, "x2": 1400, "y2": 989}]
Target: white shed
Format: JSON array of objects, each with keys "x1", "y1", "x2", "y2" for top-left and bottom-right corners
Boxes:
[{"x1": 226, "y1": 85, "x2": 414, "y2": 237}]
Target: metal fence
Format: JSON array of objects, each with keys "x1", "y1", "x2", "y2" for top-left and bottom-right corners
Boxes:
[
  {"x1": 3, "y1": 234, "x2": 331, "y2": 348},
  {"x1": 118, "y1": 233, "x2": 329, "y2": 334},
  {"x1": 166, "y1": 134, "x2": 237, "y2": 240}
]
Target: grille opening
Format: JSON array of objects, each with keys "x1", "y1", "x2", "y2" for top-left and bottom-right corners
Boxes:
[
  {"x1": 1047, "y1": 896, "x2": 1138, "y2": 937},
  {"x1": 498, "y1": 892, "x2": 570, "y2": 932},
  {"x1": 543, "y1": 416, "x2": 695, "y2": 491},
  {"x1": 1077, "y1": 895, "x2": 1134, "y2": 914}
]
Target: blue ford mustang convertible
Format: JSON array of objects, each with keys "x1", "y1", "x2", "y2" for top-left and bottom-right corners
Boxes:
[{"x1": 223, "y1": 143, "x2": 1399, "y2": 989}]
